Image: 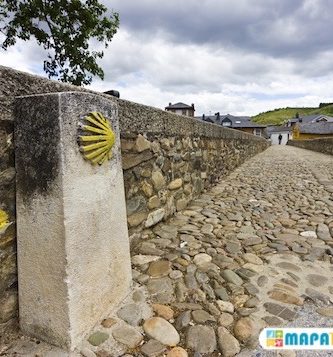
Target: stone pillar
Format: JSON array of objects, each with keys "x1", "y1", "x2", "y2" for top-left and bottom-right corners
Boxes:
[{"x1": 15, "y1": 92, "x2": 131, "y2": 349}]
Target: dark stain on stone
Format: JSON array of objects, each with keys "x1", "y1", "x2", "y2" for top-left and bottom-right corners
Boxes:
[{"x1": 14, "y1": 95, "x2": 60, "y2": 198}]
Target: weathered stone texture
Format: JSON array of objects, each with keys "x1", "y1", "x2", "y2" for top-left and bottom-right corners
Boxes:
[
  {"x1": 0, "y1": 66, "x2": 269, "y2": 326},
  {"x1": 0, "y1": 120, "x2": 17, "y2": 323},
  {"x1": 0, "y1": 65, "x2": 90, "y2": 121},
  {"x1": 288, "y1": 138, "x2": 333, "y2": 155},
  {"x1": 15, "y1": 92, "x2": 131, "y2": 349},
  {"x1": 0, "y1": 66, "x2": 102, "y2": 325},
  {"x1": 0, "y1": 64, "x2": 103, "y2": 325},
  {"x1": 118, "y1": 99, "x2": 269, "y2": 236}
]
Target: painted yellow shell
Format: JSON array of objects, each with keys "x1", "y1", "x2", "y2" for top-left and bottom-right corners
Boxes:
[
  {"x1": 0, "y1": 210, "x2": 9, "y2": 229},
  {"x1": 78, "y1": 112, "x2": 115, "y2": 165}
]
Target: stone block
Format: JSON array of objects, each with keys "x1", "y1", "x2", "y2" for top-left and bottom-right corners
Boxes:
[
  {"x1": 15, "y1": 92, "x2": 131, "y2": 350},
  {"x1": 135, "y1": 134, "x2": 151, "y2": 152}
]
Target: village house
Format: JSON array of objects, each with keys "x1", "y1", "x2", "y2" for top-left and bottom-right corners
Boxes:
[
  {"x1": 200, "y1": 113, "x2": 266, "y2": 137},
  {"x1": 286, "y1": 113, "x2": 333, "y2": 128},
  {"x1": 165, "y1": 102, "x2": 195, "y2": 117},
  {"x1": 293, "y1": 121, "x2": 333, "y2": 140}
]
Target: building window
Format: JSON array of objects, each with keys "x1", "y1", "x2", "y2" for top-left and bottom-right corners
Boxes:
[
  {"x1": 182, "y1": 109, "x2": 186, "y2": 115},
  {"x1": 222, "y1": 121, "x2": 231, "y2": 127},
  {"x1": 254, "y1": 128, "x2": 261, "y2": 136}
]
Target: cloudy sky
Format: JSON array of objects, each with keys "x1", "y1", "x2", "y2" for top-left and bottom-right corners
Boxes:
[{"x1": 1, "y1": 0, "x2": 333, "y2": 115}]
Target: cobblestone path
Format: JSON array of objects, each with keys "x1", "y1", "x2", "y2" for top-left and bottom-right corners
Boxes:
[{"x1": 3, "y1": 146, "x2": 333, "y2": 357}]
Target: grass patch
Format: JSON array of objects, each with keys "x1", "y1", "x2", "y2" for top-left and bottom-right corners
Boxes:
[{"x1": 252, "y1": 105, "x2": 333, "y2": 125}]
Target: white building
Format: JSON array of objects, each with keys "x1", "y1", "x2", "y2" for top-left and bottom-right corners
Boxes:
[{"x1": 265, "y1": 126, "x2": 292, "y2": 145}]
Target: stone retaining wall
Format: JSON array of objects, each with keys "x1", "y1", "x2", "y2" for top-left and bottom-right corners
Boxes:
[
  {"x1": 287, "y1": 138, "x2": 333, "y2": 156},
  {"x1": 0, "y1": 66, "x2": 269, "y2": 324},
  {"x1": 118, "y1": 100, "x2": 269, "y2": 240}
]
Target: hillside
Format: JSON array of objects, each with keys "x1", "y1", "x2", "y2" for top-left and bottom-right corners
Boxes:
[{"x1": 252, "y1": 105, "x2": 333, "y2": 125}]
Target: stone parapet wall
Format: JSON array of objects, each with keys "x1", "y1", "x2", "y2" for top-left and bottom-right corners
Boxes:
[
  {"x1": 288, "y1": 138, "x2": 333, "y2": 156},
  {"x1": 0, "y1": 65, "x2": 90, "y2": 122},
  {"x1": 117, "y1": 99, "x2": 269, "y2": 238},
  {"x1": 0, "y1": 66, "x2": 269, "y2": 324}
]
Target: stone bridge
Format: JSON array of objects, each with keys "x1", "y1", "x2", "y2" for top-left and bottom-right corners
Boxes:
[{"x1": 0, "y1": 67, "x2": 333, "y2": 357}]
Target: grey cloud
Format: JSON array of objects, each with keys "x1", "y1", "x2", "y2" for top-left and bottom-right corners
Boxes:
[
  {"x1": 92, "y1": 0, "x2": 333, "y2": 114},
  {"x1": 99, "y1": 32, "x2": 289, "y2": 93},
  {"x1": 292, "y1": 51, "x2": 333, "y2": 77},
  {"x1": 108, "y1": 0, "x2": 333, "y2": 59}
]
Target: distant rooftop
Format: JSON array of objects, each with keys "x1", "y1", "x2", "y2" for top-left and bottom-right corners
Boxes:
[
  {"x1": 299, "y1": 122, "x2": 333, "y2": 134},
  {"x1": 266, "y1": 125, "x2": 292, "y2": 133},
  {"x1": 165, "y1": 102, "x2": 194, "y2": 110},
  {"x1": 225, "y1": 115, "x2": 266, "y2": 128},
  {"x1": 288, "y1": 114, "x2": 333, "y2": 124},
  {"x1": 197, "y1": 113, "x2": 266, "y2": 128}
]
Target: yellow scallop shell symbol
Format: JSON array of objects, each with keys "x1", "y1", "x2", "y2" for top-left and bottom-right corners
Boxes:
[
  {"x1": 0, "y1": 210, "x2": 9, "y2": 229},
  {"x1": 78, "y1": 112, "x2": 115, "y2": 165}
]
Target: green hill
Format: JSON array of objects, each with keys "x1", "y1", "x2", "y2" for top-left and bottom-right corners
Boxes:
[
  {"x1": 252, "y1": 105, "x2": 333, "y2": 125},
  {"x1": 316, "y1": 104, "x2": 333, "y2": 116}
]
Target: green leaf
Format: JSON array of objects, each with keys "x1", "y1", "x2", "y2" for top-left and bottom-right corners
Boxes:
[{"x1": 0, "y1": 0, "x2": 119, "y2": 85}]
